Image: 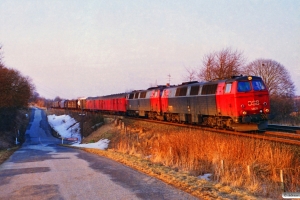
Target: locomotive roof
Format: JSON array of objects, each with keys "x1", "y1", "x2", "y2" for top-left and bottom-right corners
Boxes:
[
  {"x1": 147, "y1": 85, "x2": 167, "y2": 90},
  {"x1": 180, "y1": 81, "x2": 199, "y2": 85},
  {"x1": 85, "y1": 76, "x2": 263, "y2": 99},
  {"x1": 129, "y1": 90, "x2": 144, "y2": 93},
  {"x1": 226, "y1": 75, "x2": 262, "y2": 82},
  {"x1": 167, "y1": 76, "x2": 263, "y2": 89}
]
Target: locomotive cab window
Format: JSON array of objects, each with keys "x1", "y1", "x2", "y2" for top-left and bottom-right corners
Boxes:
[
  {"x1": 237, "y1": 81, "x2": 251, "y2": 92},
  {"x1": 190, "y1": 85, "x2": 200, "y2": 95},
  {"x1": 225, "y1": 83, "x2": 232, "y2": 93},
  {"x1": 134, "y1": 92, "x2": 139, "y2": 99},
  {"x1": 175, "y1": 87, "x2": 187, "y2": 96},
  {"x1": 252, "y1": 80, "x2": 266, "y2": 91},
  {"x1": 129, "y1": 93, "x2": 134, "y2": 99},
  {"x1": 139, "y1": 91, "x2": 147, "y2": 98},
  {"x1": 201, "y1": 84, "x2": 217, "y2": 95}
]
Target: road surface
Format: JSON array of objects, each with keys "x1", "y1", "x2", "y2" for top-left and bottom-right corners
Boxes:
[{"x1": 0, "y1": 108, "x2": 198, "y2": 200}]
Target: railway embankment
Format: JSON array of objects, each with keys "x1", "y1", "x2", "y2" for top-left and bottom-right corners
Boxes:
[
  {"x1": 45, "y1": 109, "x2": 300, "y2": 199},
  {"x1": 0, "y1": 108, "x2": 32, "y2": 164},
  {"x1": 78, "y1": 116, "x2": 300, "y2": 199}
]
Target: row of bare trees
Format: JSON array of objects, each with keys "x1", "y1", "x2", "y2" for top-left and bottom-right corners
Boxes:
[
  {"x1": 184, "y1": 47, "x2": 297, "y2": 123},
  {"x1": 0, "y1": 46, "x2": 35, "y2": 131}
]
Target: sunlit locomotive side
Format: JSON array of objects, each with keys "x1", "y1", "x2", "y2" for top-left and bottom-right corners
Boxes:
[
  {"x1": 127, "y1": 86, "x2": 166, "y2": 120},
  {"x1": 160, "y1": 76, "x2": 271, "y2": 131},
  {"x1": 216, "y1": 76, "x2": 271, "y2": 130}
]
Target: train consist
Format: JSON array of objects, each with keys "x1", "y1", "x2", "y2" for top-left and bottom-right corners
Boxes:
[{"x1": 52, "y1": 76, "x2": 271, "y2": 131}]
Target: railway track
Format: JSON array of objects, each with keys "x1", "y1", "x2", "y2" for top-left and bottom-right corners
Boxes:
[
  {"x1": 122, "y1": 117, "x2": 300, "y2": 146},
  {"x1": 52, "y1": 109, "x2": 300, "y2": 146},
  {"x1": 262, "y1": 131, "x2": 300, "y2": 144},
  {"x1": 267, "y1": 124, "x2": 300, "y2": 133}
]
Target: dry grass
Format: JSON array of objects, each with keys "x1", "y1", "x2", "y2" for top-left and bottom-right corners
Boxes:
[
  {"x1": 78, "y1": 118, "x2": 300, "y2": 199},
  {"x1": 0, "y1": 108, "x2": 30, "y2": 149},
  {"x1": 0, "y1": 147, "x2": 19, "y2": 165},
  {"x1": 55, "y1": 112, "x2": 300, "y2": 199},
  {"x1": 81, "y1": 148, "x2": 257, "y2": 200},
  {"x1": 0, "y1": 108, "x2": 31, "y2": 165},
  {"x1": 151, "y1": 131, "x2": 300, "y2": 198}
]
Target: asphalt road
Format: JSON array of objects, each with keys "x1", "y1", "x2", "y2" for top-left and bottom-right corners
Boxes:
[{"x1": 0, "y1": 108, "x2": 198, "y2": 200}]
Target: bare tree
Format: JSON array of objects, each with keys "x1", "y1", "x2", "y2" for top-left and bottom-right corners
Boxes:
[
  {"x1": 183, "y1": 66, "x2": 197, "y2": 82},
  {"x1": 243, "y1": 59, "x2": 296, "y2": 122},
  {"x1": 198, "y1": 48, "x2": 246, "y2": 81},
  {"x1": 243, "y1": 59, "x2": 295, "y2": 96}
]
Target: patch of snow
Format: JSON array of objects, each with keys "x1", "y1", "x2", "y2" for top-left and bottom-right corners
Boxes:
[
  {"x1": 72, "y1": 139, "x2": 110, "y2": 150},
  {"x1": 47, "y1": 114, "x2": 109, "y2": 150},
  {"x1": 47, "y1": 114, "x2": 81, "y2": 141},
  {"x1": 198, "y1": 173, "x2": 212, "y2": 181}
]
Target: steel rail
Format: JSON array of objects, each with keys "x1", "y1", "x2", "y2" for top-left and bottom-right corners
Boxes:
[
  {"x1": 53, "y1": 109, "x2": 300, "y2": 146},
  {"x1": 267, "y1": 124, "x2": 300, "y2": 133},
  {"x1": 123, "y1": 117, "x2": 300, "y2": 146},
  {"x1": 263, "y1": 131, "x2": 300, "y2": 140}
]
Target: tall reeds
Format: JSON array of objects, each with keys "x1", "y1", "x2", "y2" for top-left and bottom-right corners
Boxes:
[{"x1": 114, "y1": 123, "x2": 300, "y2": 198}]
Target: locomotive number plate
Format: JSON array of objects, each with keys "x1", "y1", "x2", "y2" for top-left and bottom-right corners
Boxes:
[{"x1": 248, "y1": 100, "x2": 259, "y2": 106}]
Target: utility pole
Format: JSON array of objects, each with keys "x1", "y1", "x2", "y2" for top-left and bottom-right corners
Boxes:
[
  {"x1": 167, "y1": 74, "x2": 171, "y2": 85},
  {"x1": 79, "y1": 102, "x2": 85, "y2": 143}
]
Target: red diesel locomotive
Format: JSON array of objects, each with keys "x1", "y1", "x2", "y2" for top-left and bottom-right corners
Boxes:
[{"x1": 52, "y1": 75, "x2": 271, "y2": 131}]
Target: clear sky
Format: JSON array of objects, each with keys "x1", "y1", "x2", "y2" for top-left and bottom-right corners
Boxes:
[{"x1": 1, "y1": 0, "x2": 299, "y2": 99}]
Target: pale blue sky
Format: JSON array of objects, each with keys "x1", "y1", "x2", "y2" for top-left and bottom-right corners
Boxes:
[{"x1": 1, "y1": 0, "x2": 299, "y2": 99}]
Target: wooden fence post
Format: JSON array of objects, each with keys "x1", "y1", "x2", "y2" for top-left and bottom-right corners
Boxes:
[
  {"x1": 247, "y1": 165, "x2": 251, "y2": 177},
  {"x1": 221, "y1": 160, "x2": 224, "y2": 174},
  {"x1": 280, "y1": 169, "x2": 285, "y2": 192}
]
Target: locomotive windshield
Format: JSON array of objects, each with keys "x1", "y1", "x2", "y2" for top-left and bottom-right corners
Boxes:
[
  {"x1": 252, "y1": 80, "x2": 266, "y2": 91},
  {"x1": 237, "y1": 80, "x2": 267, "y2": 92},
  {"x1": 237, "y1": 81, "x2": 251, "y2": 92}
]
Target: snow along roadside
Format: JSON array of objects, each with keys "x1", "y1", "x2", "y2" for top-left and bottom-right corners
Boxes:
[{"x1": 47, "y1": 114, "x2": 109, "y2": 150}]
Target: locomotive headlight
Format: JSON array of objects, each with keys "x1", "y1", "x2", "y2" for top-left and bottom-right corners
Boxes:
[
  {"x1": 248, "y1": 76, "x2": 252, "y2": 80},
  {"x1": 263, "y1": 102, "x2": 267, "y2": 106},
  {"x1": 242, "y1": 111, "x2": 247, "y2": 115},
  {"x1": 264, "y1": 108, "x2": 269, "y2": 113}
]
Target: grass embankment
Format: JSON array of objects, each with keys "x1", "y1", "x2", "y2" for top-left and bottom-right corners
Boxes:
[
  {"x1": 46, "y1": 109, "x2": 299, "y2": 199},
  {"x1": 0, "y1": 108, "x2": 31, "y2": 165},
  {"x1": 0, "y1": 147, "x2": 19, "y2": 164},
  {"x1": 80, "y1": 117, "x2": 300, "y2": 199}
]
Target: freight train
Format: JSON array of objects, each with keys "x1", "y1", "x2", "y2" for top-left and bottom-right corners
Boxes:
[{"x1": 52, "y1": 76, "x2": 271, "y2": 131}]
